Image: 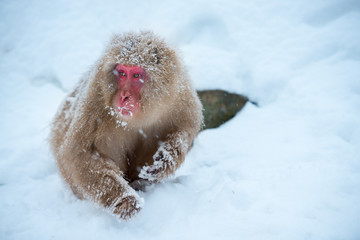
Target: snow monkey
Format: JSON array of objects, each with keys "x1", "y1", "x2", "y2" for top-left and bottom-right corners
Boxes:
[{"x1": 49, "y1": 31, "x2": 203, "y2": 219}]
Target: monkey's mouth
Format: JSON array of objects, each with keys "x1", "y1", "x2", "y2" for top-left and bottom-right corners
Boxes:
[
  {"x1": 115, "y1": 96, "x2": 139, "y2": 117},
  {"x1": 117, "y1": 106, "x2": 134, "y2": 117}
]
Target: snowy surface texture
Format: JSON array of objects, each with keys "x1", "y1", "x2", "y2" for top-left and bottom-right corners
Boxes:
[{"x1": 1, "y1": 0, "x2": 360, "y2": 239}]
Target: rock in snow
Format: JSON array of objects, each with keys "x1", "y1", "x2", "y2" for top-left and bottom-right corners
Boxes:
[{"x1": 197, "y1": 90, "x2": 249, "y2": 130}]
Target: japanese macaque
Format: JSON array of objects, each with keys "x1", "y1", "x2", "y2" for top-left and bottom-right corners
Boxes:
[{"x1": 49, "y1": 31, "x2": 203, "y2": 219}]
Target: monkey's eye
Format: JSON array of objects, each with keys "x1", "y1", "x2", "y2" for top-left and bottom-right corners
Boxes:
[
  {"x1": 133, "y1": 73, "x2": 140, "y2": 78},
  {"x1": 119, "y1": 71, "x2": 126, "y2": 76}
]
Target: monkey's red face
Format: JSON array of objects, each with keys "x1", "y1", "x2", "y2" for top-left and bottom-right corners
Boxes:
[{"x1": 113, "y1": 64, "x2": 148, "y2": 117}]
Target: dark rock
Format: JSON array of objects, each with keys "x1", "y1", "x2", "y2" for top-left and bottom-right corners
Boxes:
[{"x1": 197, "y1": 90, "x2": 248, "y2": 130}]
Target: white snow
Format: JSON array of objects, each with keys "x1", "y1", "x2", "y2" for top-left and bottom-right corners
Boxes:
[{"x1": 1, "y1": 0, "x2": 360, "y2": 239}]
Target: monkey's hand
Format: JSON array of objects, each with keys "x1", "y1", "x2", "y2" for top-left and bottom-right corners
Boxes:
[
  {"x1": 139, "y1": 131, "x2": 190, "y2": 181},
  {"x1": 83, "y1": 157, "x2": 144, "y2": 220},
  {"x1": 112, "y1": 195, "x2": 142, "y2": 219},
  {"x1": 139, "y1": 149, "x2": 174, "y2": 181},
  {"x1": 103, "y1": 171, "x2": 144, "y2": 219}
]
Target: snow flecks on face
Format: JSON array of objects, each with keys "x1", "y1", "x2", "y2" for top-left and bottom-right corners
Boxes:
[
  {"x1": 116, "y1": 105, "x2": 134, "y2": 116},
  {"x1": 105, "y1": 105, "x2": 116, "y2": 116},
  {"x1": 112, "y1": 69, "x2": 119, "y2": 77},
  {"x1": 105, "y1": 105, "x2": 129, "y2": 128},
  {"x1": 116, "y1": 120, "x2": 128, "y2": 129}
]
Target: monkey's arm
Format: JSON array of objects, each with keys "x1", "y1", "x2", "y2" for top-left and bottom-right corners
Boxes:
[
  {"x1": 63, "y1": 151, "x2": 143, "y2": 219},
  {"x1": 138, "y1": 130, "x2": 192, "y2": 181}
]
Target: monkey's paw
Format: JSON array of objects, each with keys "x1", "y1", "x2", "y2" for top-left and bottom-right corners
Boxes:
[
  {"x1": 138, "y1": 150, "x2": 175, "y2": 181},
  {"x1": 112, "y1": 195, "x2": 142, "y2": 220},
  {"x1": 138, "y1": 161, "x2": 165, "y2": 181}
]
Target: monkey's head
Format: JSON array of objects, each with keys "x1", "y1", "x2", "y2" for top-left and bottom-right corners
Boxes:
[{"x1": 95, "y1": 31, "x2": 183, "y2": 125}]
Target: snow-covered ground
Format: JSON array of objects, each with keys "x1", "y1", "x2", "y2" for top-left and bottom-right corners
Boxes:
[{"x1": 1, "y1": 0, "x2": 360, "y2": 239}]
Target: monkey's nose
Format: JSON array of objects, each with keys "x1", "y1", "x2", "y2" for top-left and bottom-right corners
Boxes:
[
  {"x1": 120, "y1": 95, "x2": 131, "y2": 103},
  {"x1": 120, "y1": 90, "x2": 131, "y2": 103}
]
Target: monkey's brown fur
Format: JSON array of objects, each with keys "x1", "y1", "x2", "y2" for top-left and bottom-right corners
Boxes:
[{"x1": 49, "y1": 31, "x2": 203, "y2": 219}]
